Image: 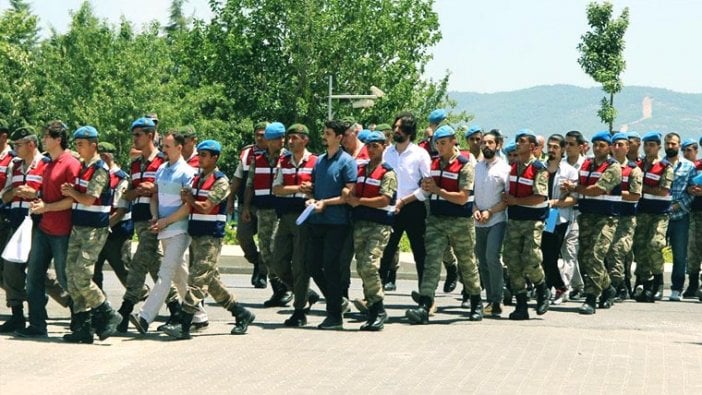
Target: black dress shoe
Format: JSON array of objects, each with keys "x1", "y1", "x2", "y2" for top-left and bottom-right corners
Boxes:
[
  {"x1": 443, "y1": 264, "x2": 458, "y2": 293},
  {"x1": 14, "y1": 325, "x2": 48, "y2": 338},
  {"x1": 284, "y1": 310, "x2": 307, "y2": 327},
  {"x1": 383, "y1": 282, "x2": 396, "y2": 291}
]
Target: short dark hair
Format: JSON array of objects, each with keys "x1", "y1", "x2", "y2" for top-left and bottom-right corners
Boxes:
[
  {"x1": 167, "y1": 131, "x2": 186, "y2": 147},
  {"x1": 664, "y1": 132, "x2": 681, "y2": 143},
  {"x1": 548, "y1": 133, "x2": 566, "y2": 149},
  {"x1": 45, "y1": 120, "x2": 69, "y2": 150},
  {"x1": 565, "y1": 130, "x2": 586, "y2": 145},
  {"x1": 393, "y1": 112, "x2": 417, "y2": 141},
  {"x1": 324, "y1": 120, "x2": 347, "y2": 136},
  {"x1": 484, "y1": 129, "x2": 504, "y2": 147}
]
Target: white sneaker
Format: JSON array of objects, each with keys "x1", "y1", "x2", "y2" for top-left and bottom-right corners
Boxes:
[{"x1": 669, "y1": 290, "x2": 682, "y2": 302}]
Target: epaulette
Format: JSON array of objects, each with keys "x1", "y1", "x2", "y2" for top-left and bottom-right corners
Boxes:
[
  {"x1": 381, "y1": 162, "x2": 393, "y2": 171},
  {"x1": 532, "y1": 160, "x2": 546, "y2": 170},
  {"x1": 606, "y1": 157, "x2": 617, "y2": 165},
  {"x1": 660, "y1": 158, "x2": 672, "y2": 167},
  {"x1": 457, "y1": 155, "x2": 469, "y2": 165},
  {"x1": 626, "y1": 160, "x2": 638, "y2": 169}
]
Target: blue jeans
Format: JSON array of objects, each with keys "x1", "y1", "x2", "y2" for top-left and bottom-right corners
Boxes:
[
  {"x1": 667, "y1": 214, "x2": 690, "y2": 291},
  {"x1": 475, "y1": 221, "x2": 507, "y2": 303},
  {"x1": 26, "y1": 227, "x2": 69, "y2": 331}
]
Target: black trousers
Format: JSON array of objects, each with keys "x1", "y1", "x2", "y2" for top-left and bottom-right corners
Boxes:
[
  {"x1": 93, "y1": 233, "x2": 131, "y2": 290},
  {"x1": 379, "y1": 201, "x2": 427, "y2": 287},
  {"x1": 540, "y1": 222, "x2": 569, "y2": 289},
  {"x1": 305, "y1": 223, "x2": 349, "y2": 318}
]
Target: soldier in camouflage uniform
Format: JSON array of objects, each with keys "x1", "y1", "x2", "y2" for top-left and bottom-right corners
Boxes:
[
  {"x1": 164, "y1": 140, "x2": 255, "y2": 339},
  {"x1": 605, "y1": 133, "x2": 643, "y2": 300},
  {"x1": 61, "y1": 126, "x2": 122, "y2": 343},
  {"x1": 632, "y1": 131, "x2": 674, "y2": 302},
  {"x1": 563, "y1": 131, "x2": 622, "y2": 314},
  {"x1": 346, "y1": 131, "x2": 397, "y2": 330},
  {"x1": 406, "y1": 126, "x2": 482, "y2": 324},
  {"x1": 243, "y1": 122, "x2": 291, "y2": 307},
  {"x1": 502, "y1": 129, "x2": 551, "y2": 320}
]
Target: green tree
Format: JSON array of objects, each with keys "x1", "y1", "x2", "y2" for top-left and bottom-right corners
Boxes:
[{"x1": 577, "y1": 1, "x2": 629, "y2": 133}]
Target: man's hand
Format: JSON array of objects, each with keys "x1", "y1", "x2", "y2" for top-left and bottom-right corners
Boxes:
[
  {"x1": 60, "y1": 182, "x2": 75, "y2": 198},
  {"x1": 29, "y1": 199, "x2": 46, "y2": 214}
]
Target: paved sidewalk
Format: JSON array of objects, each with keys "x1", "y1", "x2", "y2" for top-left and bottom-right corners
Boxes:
[{"x1": 1, "y1": 271, "x2": 700, "y2": 394}]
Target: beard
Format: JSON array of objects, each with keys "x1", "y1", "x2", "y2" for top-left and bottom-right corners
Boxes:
[
  {"x1": 393, "y1": 132, "x2": 408, "y2": 143},
  {"x1": 665, "y1": 148, "x2": 679, "y2": 158},
  {"x1": 482, "y1": 148, "x2": 496, "y2": 159}
]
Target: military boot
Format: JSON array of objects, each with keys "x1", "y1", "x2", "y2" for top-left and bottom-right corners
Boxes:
[
  {"x1": 156, "y1": 300, "x2": 182, "y2": 331},
  {"x1": 406, "y1": 295, "x2": 432, "y2": 325},
  {"x1": 652, "y1": 273, "x2": 664, "y2": 300},
  {"x1": 635, "y1": 280, "x2": 655, "y2": 303},
  {"x1": 284, "y1": 309, "x2": 307, "y2": 327},
  {"x1": 116, "y1": 300, "x2": 134, "y2": 333},
  {"x1": 383, "y1": 270, "x2": 397, "y2": 291},
  {"x1": 598, "y1": 285, "x2": 617, "y2": 309},
  {"x1": 163, "y1": 311, "x2": 194, "y2": 340},
  {"x1": 578, "y1": 294, "x2": 597, "y2": 315},
  {"x1": 63, "y1": 311, "x2": 94, "y2": 344},
  {"x1": 508, "y1": 293, "x2": 529, "y2": 320},
  {"x1": 682, "y1": 272, "x2": 699, "y2": 299},
  {"x1": 361, "y1": 301, "x2": 387, "y2": 331},
  {"x1": 443, "y1": 263, "x2": 458, "y2": 293},
  {"x1": 93, "y1": 301, "x2": 122, "y2": 341},
  {"x1": 468, "y1": 295, "x2": 483, "y2": 322},
  {"x1": 263, "y1": 278, "x2": 292, "y2": 308},
  {"x1": 230, "y1": 304, "x2": 256, "y2": 335},
  {"x1": 535, "y1": 282, "x2": 551, "y2": 315},
  {"x1": 0, "y1": 305, "x2": 26, "y2": 333}
]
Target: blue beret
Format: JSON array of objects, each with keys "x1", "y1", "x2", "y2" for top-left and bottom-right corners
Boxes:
[
  {"x1": 591, "y1": 130, "x2": 612, "y2": 145},
  {"x1": 264, "y1": 122, "x2": 285, "y2": 140},
  {"x1": 503, "y1": 142, "x2": 517, "y2": 154},
  {"x1": 681, "y1": 138, "x2": 696, "y2": 150},
  {"x1": 514, "y1": 128, "x2": 535, "y2": 141},
  {"x1": 364, "y1": 131, "x2": 386, "y2": 144},
  {"x1": 131, "y1": 117, "x2": 155, "y2": 131},
  {"x1": 464, "y1": 125, "x2": 482, "y2": 138},
  {"x1": 428, "y1": 109, "x2": 447, "y2": 124},
  {"x1": 626, "y1": 131, "x2": 641, "y2": 140},
  {"x1": 73, "y1": 126, "x2": 98, "y2": 139},
  {"x1": 433, "y1": 125, "x2": 455, "y2": 142},
  {"x1": 197, "y1": 139, "x2": 222, "y2": 154},
  {"x1": 642, "y1": 131, "x2": 662, "y2": 144},
  {"x1": 358, "y1": 129, "x2": 372, "y2": 143},
  {"x1": 611, "y1": 132, "x2": 629, "y2": 142}
]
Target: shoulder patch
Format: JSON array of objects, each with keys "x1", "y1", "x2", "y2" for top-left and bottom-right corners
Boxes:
[
  {"x1": 627, "y1": 160, "x2": 637, "y2": 169},
  {"x1": 457, "y1": 155, "x2": 469, "y2": 165},
  {"x1": 381, "y1": 162, "x2": 393, "y2": 171},
  {"x1": 532, "y1": 160, "x2": 546, "y2": 170}
]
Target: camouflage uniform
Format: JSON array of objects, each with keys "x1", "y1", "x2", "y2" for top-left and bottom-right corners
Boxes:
[
  {"x1": 605, "y1": 164, "x2": 643, "y2": 287},
  {"x1": 354, "y1": 168, "x2": 397, "y2": 305},
  {"x1": 65, "y1": 161, "x2": 110, "y2": 313},
  {"x1": 182, "y1": 175, "x2": 238, "y2": 313},
  {"x1": 419, "y1": 152, "x2": 480, "y2": 299},
  {"x1": 503, "y1": 158, "x2": 550, "y2": 293},
  {"x1": 633, "y1": 164, "x2": 674, "y2": 279},
  {"x1": 577, "y1": 160, "x2": 622, "y2": 296}
]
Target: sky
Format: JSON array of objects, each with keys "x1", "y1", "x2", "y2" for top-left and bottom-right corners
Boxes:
[{"x1": 2, "y1": 0, "x2": 700, "y2": 94}]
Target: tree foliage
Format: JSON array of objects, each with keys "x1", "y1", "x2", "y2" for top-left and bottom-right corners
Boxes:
[
  {"x1": 0, "y1": 0, "x2": 452, "y2": 173},
  {"x1": 577, "y1": 1, "x2": 629, "y2": 132}
]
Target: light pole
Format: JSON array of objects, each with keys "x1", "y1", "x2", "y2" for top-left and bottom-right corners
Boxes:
[{"x1": 327, "y1": 75, "x2": 385, "y2": 120}]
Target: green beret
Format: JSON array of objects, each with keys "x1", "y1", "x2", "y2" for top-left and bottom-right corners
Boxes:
[
  {"x1": 376, "y1": 123, "x2": 392, "y2": 132},
  {"x1": 254, "y1": 121, "x2": 269, "y2": 132},
  {"x1": 340, "y1": 116, "x2": 356, "y2": 128},
  {"x1": 286, "y1": 123, "x2": 309, "y2": 135},
  {"x1": 10, "y1": 126, "x2": 36, "y2": 142},
  {"x1": 98, "y1": 142, "x2": 117, "y2": 153},
  {"x1": 177, "y1": 125, "x2": 196, "y2": 138}
]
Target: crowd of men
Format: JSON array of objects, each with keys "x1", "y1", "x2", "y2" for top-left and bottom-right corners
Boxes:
[{"x1": 0, "y1": 109, "x2": 700, "y2": 342}]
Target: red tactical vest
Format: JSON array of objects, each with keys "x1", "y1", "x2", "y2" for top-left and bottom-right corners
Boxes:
[
  {"x1": 618, "y1": 161, "x2": 638, "y2": 216},
  {"x1": 129, "y1": 152, "x2": 166, "y2": 221},
  {"x1": 507, "y1": 159, "x2": 548, "y2": 220},
  {"x1": 188, "y1": 171, "x2": 227, "y2": 238},
  {"x1": 0, "y1": 150, "x2": 15, "y2": 188},
  {"x1": 428, "y1": 155, "x2": 473, "y2": 217},
  {"x1": 108, "y1": 168, "x2": 134, "y2": 237},
  {"x1": 638, "y1": 159, "x2": 672, "y2": 214},
  {"x1": 276, "y1": 152, "x2": 317, "y2": 215},
  {"x1": 352, "y1": 163, "x2": 395, "y2": 225},
  {"x1": 72, "y1": 160, "x2": 113, "y2": 228},
  {"x1": 251, "y1": 151, "x2": 278, "y2": 209},
  {"x1": 8, "y1": 156, "x2": 49, "y2": 229},
  {"x1": 578, "y1": 158, "x2": 622, "y2": 216}
]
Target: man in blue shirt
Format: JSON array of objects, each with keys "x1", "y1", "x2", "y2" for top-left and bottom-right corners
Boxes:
[{"x1": 305, "y1": 119, "x2": 357, "y2": 330}]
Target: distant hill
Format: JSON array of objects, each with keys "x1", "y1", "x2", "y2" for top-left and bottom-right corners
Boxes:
[{"x1": 449, "y1": 85, "x2": 702, "y2": 140}]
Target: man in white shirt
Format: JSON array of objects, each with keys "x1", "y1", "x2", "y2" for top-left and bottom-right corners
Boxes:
[
  {"x1": 472, "y1": 130, "x2": 511, "y2": 317},
  {"x1": 379, "y1": 112, "x2": 432, "y2": 290},
  {"x1": 562, "y1": 130, "x2": 587, "y2": 299}
]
